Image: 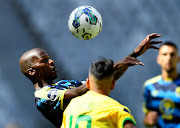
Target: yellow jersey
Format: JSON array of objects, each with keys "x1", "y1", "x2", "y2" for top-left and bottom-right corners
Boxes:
[{"x1": 61, "y1": 91, "x2": 136, "y2": 128}]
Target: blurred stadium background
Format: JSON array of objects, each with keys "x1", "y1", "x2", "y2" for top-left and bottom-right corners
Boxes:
[{"x1": 1, "y1": 0, "x2": 180, "y2": 127}]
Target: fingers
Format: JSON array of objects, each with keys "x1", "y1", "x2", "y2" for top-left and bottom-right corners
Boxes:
[
  {"x1": 126, "y1": 57, "x2": 144, "y2": 66},
  {"x1": 149, "y1": 41, "x2": 162, "y2": 49},
  {"x1": 148, "y1": 33, "x2": 161, "y2": 39},
  {"x1": 135, "y1": 61, "x2": 144, "y2": 66},
  {"x1": 130, "y1": 61, "x2": 144, "y2": 66},
  {"x1": 149, "y1": 46, "x2": 159, "y2": 49},
  {"x1": 150, "y1": 41, "x2": 162, "y2": 44},
  {"x1": 139, "y1": 62, "x2": 144, "y2": 66}
]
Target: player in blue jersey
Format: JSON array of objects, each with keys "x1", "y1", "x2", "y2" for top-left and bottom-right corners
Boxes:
[
  {"x1": 143, "y1": 41, "x2": 180, "y2": 128},
  {"x1": 19, "y1": 33, "x2": 161, "y2": 127}
]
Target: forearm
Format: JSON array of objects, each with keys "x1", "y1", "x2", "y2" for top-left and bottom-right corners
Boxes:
[
  {"x1": 113, "y1": 50, "x2": 140, "y2": 81},
  {"x1": 114, "y1": 65, "x2": 128, "y2": 81}
]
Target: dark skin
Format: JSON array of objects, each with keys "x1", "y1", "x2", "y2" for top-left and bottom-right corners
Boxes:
[
  {"x1": 19, "y1": 33, "x2": 161, "y2": 128},
  {"x1": 113, "y1": 33, "x2": 162, "y2": 81}
]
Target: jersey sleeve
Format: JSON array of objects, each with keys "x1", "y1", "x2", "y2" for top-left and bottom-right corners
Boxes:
[
  {"x1": 112, "y1": 106, "x2": 136, "y2": 127},
  {"x1": 54, "y1": 80, "x2": 85, "y2": 89},
  {"x1": 143, "y1": 82, "x2": 152, "y2": 114},
  {"x1": 34, "y1": 86, "x2": 67, "y2": 111}
]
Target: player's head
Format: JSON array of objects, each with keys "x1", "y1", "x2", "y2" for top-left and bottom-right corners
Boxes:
[
  {"x1": 86, "y1": 57, "x2": 115, "y2": 95},
  {"x1": 157, "y1": 41, "x2": 179, "y2": 72},
  {"x1": 19, "y1": 48, "x2": 57, "y2": 84}
]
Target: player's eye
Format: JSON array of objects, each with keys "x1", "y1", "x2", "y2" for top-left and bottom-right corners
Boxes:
[
  {"x1": 42, "y1": 59, "x2": 49, "y2": 63},
  {"x1": 170, "y1": 53, "x2": 175, "y2": 57},
  {"x1": 163, "y1": 53, "x2": 167, "y2": 56}
]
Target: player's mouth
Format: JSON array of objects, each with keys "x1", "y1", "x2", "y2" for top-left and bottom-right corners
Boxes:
[{"x1": 52, "y1": 66, "x2": 57, "y2": 72}]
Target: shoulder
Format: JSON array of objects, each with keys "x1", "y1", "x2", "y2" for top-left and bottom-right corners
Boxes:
[
  {"x1": 100, "y1": 96, "x2": 132, "y2": 114},
  {"x1": 53, "y1": 80, "x2": 84, "y2": 89},
  {"x1": 111, "y1": 103, "x2": 136, "y2": 126},
  {"x1": 115, "y1": 103, "x2": 132, "y2": 114},
  {"x1": 143, "y1": 75, "x2": 162, "y2": 88},
  {"x1": 34, "y1": 85, "x2": 67, "y2": 100}
]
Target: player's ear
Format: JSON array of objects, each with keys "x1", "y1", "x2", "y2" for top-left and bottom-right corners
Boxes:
[
  {"x1": 86, "y1": 78, "x2": 90, "y2": 89},
  {"x1": 110, "y1": 80, "x2": 115, "y2": 90},
  {"x1": 27, "y1": 68, "x2": 36, "y2": 75}
]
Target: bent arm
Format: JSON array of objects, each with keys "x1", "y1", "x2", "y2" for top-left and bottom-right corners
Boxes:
[{"x1": 63, "y1": 84, "x2": 88, "y2": 109}]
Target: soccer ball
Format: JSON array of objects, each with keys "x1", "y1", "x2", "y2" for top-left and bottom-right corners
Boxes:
[{"x1": 68, "y1": 5, "x2": 103, "y2": 40}]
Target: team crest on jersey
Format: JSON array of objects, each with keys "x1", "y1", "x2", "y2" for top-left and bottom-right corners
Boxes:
[
  {"x1": 159, "y1": 98, "x2": 175, "y2": 120},
  {"x1": 47, "y1": 89, "x2": 58, "y2": 100}
]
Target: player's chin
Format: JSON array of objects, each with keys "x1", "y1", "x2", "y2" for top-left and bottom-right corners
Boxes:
[
  {"x1": 52, "y1": 75, "x2": 57, "y2": 80},
  {"x1": 165, "y1": 67, "x2": 175, "y2": 72},
  {"x1": 51, "y1": 72, "x2": 57, "y2": 80}
]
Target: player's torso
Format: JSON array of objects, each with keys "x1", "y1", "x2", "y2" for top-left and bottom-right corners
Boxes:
[
  {"x1": 146, "y1": 75, "x2": 180, "y2": 127},
  {"x1": 63, "y1": 91, "x2": 133, "y2": 128},
  {"x1": 34, "y1": 80, "x2": 83, "y2": 127}
]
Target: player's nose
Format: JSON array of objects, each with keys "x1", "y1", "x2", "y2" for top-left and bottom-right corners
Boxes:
[{"x1": 49, "y1": 59, "x2": 54, "y2": 65}]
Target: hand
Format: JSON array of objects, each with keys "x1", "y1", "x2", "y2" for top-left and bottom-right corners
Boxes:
[
  {"x1": 114, "y1": 56, "x2": 144, "y2": 71},
  {"x1": 113, "y1": 56, "x2": 144, "y2": 81},
  {"x1": 134, "y1": 33, "x2": 162, "y2": 57},
  {"x1": 144, "y1": 111, "x2": 158, "y2": 127}
]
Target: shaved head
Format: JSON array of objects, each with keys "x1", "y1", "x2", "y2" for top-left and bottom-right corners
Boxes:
[
  {"x1": 19, "y1": 48, "x2": 57, "y2": 84},
  {"x1": 19, "y1": 48, "x2": 45, "y2": 74}
]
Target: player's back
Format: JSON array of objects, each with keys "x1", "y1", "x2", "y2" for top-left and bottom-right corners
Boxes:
[{"x1": 61, "y1": 91, "x2": 136, "y2": 128}]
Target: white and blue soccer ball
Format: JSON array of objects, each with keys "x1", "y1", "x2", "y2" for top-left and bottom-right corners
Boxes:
[{"x1": 68, "y1": 5, "x2": 103, "y2": 40}]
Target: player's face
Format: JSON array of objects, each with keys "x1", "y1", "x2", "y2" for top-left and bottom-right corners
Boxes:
[
  {"x1": 32, "y1": 49, "x2": 57, "y2": 82},
  {"x1": 157, "y1": 45, "x2": 179, "y2": 72}
]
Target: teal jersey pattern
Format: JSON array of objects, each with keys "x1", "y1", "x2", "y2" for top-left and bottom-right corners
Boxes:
[{"x1": 143, "y1": 75, "x2": 180, "y2": 128}]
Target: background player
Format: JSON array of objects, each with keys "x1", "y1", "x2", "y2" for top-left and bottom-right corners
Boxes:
[
  {"x1": 19, "y1": 33, "x2": 161, "y2": 127},
  {"x1": 143, "y1": 41, "x2": 180, "y2": 128}
]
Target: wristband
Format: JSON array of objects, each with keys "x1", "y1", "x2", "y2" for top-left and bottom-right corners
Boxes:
[{"x1": 128, "y1": 51, "x2": 138, "y2": 58}]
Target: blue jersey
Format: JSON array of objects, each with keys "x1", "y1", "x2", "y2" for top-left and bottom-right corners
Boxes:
[
  {"x1": 34, "y1": 80, "x2": 84, "y2": 128},
  {"x1": 143, "y1": 75, "x2": 180, "y2": 128}
]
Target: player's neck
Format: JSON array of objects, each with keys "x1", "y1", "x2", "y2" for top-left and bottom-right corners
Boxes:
[
  {"x1": 34, "y1": 79, "x2": 54, "y2": 90},
  {"x1": 90, "y1": 87, "x2": 111, "y2": 96},
  {"x1": 162, "y1": 69, "x2": 178, "y2": 80}
]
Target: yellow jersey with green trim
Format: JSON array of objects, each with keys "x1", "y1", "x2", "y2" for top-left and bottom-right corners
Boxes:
[{"x1": 61, "y1": 91, "x2": 136, "y2": 128}]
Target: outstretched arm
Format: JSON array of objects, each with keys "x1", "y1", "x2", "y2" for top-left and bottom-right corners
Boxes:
[
  {"x1": 113, "y1": 33, "x2": 162, "y2": 81},
  {"x1": 129, "y1": 33, "x2": 161, "y2": 57}
]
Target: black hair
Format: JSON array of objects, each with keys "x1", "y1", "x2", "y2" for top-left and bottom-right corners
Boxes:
[
  {"x1": 89, "y1": 57, "x2": 114, "y2": 80},
  {"x1": 160, "y1": 41, "x2": 178, "y2": 51}
]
